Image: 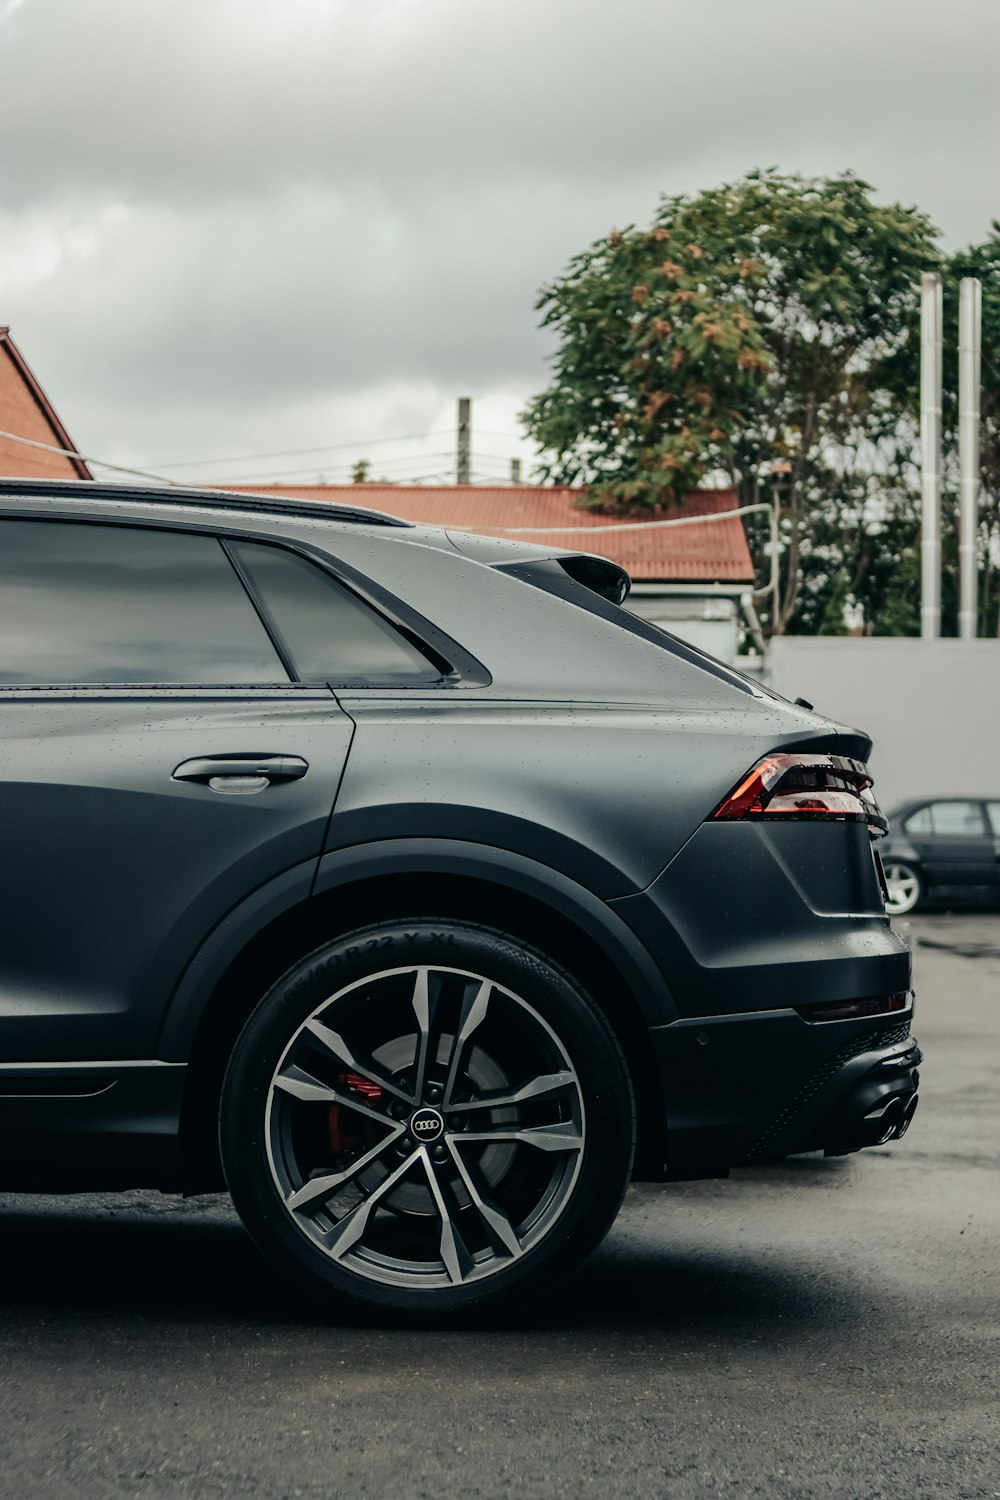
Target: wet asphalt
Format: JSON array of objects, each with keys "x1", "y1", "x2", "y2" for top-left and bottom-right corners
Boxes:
[{"x1": 1, "y1": 912, "x2": 998, "y2": 1500}]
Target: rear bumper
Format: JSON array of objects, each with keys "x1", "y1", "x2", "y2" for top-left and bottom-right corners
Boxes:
[
  {"x1": 648, "y1": 1003, "x2": 920, "y2": 1174},
  {"x1": 613, "y1": 819, "x2": 910, "y2": 1018}
]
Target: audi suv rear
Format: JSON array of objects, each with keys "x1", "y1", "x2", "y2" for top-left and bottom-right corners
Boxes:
[{"x1": 0, "y1": 479, "x2": 919, "y2": 1318}]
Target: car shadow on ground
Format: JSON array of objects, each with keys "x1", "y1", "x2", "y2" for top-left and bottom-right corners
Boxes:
[{"x1": 0, "y1": 1184, "x2": 861, "y2": 1343}]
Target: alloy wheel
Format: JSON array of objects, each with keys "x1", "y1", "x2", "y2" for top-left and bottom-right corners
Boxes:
[
  {"x1": 264, "y1": 964, "x2": 586, "y2": 1290},
  {"x1": 883, "y1": 861, "x2": 921, "y2": 916}
]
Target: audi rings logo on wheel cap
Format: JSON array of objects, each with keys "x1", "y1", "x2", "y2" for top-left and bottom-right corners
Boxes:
[{"x1": 410, "y1": 1108, "x2": 445, "y2": 1142}]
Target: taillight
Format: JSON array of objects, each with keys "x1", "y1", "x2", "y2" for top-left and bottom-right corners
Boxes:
[{"x1": 712, "y1": 753, "x2": 887, "y2": 835}]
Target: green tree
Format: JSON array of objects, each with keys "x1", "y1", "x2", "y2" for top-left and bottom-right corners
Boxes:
[
  {"x1": 524, "y1": 170, "x2": 940, "y2": 635},
  {"x1": 522, "y1": 221, "x2": 771, "y2": 510}
]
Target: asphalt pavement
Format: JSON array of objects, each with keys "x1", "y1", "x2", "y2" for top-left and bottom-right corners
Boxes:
[{"x1": 1, "y1": 913, "x2": 998, "y2": 1500}]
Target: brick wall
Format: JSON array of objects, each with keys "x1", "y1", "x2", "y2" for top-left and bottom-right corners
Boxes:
[{"x1": 0, "y1": 343, "x2": 80, "y2": 478}]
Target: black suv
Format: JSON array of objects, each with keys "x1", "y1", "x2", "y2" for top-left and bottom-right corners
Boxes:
[{"x1": 0, "y1": 480, "x2": 919, "y2": 1317}]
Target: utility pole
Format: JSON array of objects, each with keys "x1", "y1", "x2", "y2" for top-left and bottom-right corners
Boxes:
[
  {"x1": 510, "y1": 458, "x2": 522, "y2": 484},
  {"x1": 920, "y1": 272, "x2": 943, "y2": 639},
  {"x1": 456, "y1": 398, "x2": 471, "y2": 484},
  {"x1": 958, "y1": 277, "x2": 982, "y2": 640}
]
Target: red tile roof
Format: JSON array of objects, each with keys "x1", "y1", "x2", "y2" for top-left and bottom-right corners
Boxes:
[
  {"x1": 219, "y1": 484, "x2": 754, "y2": 584},
  {"x1": 0, "y1": 329, "x2": 92, "y2": 480}
]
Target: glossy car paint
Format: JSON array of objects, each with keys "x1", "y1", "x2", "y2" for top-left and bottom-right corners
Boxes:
[{"x1": 0, "y1": 482, "x2": 915, "y2": 1192}]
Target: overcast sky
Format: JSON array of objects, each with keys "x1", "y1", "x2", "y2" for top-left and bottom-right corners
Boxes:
[{"x1": 1, "y1": 0, "x2": 997, "y2": 488}]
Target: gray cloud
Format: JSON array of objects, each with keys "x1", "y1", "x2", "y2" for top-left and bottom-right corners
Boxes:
[{"x1": 1, "y1": 0, "x2": 996, "y2": 479}]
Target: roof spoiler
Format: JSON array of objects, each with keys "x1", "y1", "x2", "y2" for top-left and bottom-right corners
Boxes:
[
  {"x1": 493, "y1": 552, "x2": 631, "y2": 606},
  {"x1": 556, "y1": 553, "x2": 631, "y2": 605}
]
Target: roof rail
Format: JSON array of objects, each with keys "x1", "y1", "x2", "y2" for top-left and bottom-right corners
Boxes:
[{"x1": 0, "y1": 477, "x2": 412, "y2": 529}]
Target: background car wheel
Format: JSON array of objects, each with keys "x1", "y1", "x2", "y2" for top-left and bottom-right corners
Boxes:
[
  {"x1": 220, "y1": 920, "x2": 635, "y2": 1318},
  {"x1": 883, "y1": 861, "x2": 923, "y2": 916}
]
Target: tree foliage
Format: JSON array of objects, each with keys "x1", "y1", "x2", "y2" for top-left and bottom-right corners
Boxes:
[
  {"x1": 522, "y1": 216, "x2": 771, "y2": 509},
  {"x1": 524, "y1": 170, "x2": 946, "y2": 635}
]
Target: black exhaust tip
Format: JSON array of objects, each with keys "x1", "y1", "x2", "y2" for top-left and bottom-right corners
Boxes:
[
  {"x1": 821, "y1": 1071, "x2": 920, "y2": 1157},
  {"x1": 895, "y1": 1093, "x2": 919, "y2": 1139},
  {"x1": 862, "y1": 1096, "x2": 904, "y2": 1146}
]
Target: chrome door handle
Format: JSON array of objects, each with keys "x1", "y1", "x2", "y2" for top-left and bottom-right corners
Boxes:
[{"x1": 172, "y1": 755, "x2": 309, "y2": 783}]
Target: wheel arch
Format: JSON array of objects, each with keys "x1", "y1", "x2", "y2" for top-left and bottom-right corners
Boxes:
[{"x1": 166, "y1": 840, "x2": 677, "y2": 1192}]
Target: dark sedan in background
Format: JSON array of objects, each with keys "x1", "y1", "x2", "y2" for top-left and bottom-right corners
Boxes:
[{"x1": 881, "y1": 798, "x2": 1000, "y2": 915}]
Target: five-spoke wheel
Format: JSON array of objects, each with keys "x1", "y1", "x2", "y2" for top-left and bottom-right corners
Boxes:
[
  {"x1": 883, "y1": 860, "x2": 922, "y2": 916},
  {"x1": 221, "y1": 921, "x2": 633, "y2": 1316}
]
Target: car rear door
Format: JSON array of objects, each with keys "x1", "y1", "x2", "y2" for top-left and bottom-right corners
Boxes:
[
  {"x1": 903, "y1": 799, "x2": 993, "y2": 892},
  {"x1": 0, "y1": 515, "x2": 355, "y2": 1063}
]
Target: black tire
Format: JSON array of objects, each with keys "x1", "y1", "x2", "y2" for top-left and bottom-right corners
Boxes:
[
  {"x1": 220, "y1": 919, "x2": 635, "y2": 1319},
  {"x1": 883, "y1": 860, "x2": 923, "y2": 917}
]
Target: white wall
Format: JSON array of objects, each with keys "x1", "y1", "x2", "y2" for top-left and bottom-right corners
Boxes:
[
  {"x1": 625, "y1": 592, "x2": 740, "y2": 663},
  {"x1": 766, "y1": 638, "x2": 1000, "y2": 811}
]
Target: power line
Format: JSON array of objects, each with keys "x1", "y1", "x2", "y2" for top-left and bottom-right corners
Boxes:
[
  {"x1": 144, "y1": 429, "x2": 454, "y2": 470},
  {"x1": 280, "y1": 451, "x2": 458, "y2": 475},
  {"x1": 212, "y1": 451, "x2": 459, "y2": 484},
  {"x1": 0, "y1": 428, "x2": 489, "y2": 490},
  {"x1": 143, "y1": 428, "x2": 535, "y2": 474},
  {"x1": 225, "y1": 470, "x2": 466, "y2": 489},
  {"x1": 0, "y1": 429, "x2": 176, "y2": 485}
]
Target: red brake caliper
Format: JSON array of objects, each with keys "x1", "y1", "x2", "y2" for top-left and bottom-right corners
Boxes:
[{"x1": 328, "y1": 1073, "x2": 383, "y2": 1157}]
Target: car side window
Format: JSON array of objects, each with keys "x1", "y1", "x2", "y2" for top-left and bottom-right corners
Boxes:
[
  {"x1": 0, "y1": 519, "x2": 289, "y2": 685},
  {"x1": 902, "y1": 806, "x2": 932, "y2": 835},
  {"x1": 923, "y1": 801, "x2": 985, "y2": 837},
  {"x1": 985, "y1": 802, "x2": 1000, "y2": 837},
  {"x1": 228, "y1": 539, "x2": 439, "y2": 684}
]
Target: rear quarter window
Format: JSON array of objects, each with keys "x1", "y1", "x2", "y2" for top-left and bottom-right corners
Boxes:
[{"x1": 228, "y1": 539, "x2": 440, "y2": 685}]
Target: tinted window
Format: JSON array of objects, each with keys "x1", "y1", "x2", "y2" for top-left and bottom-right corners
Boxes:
[
  {"x1": 229, "y1": 540, "x2": 438, "y2": 684},
  {"x1": 903, "y1": 806, "x2": 932, "y2": 835},
  {"x1": 987, "y1": 802, "x2": 1000, "y2": 837},
  {"x1": 906, "y1": 801, "x2": 985, "y2": 837},
  {"x1": 0, "y1": 520, "x2": 288, "y2": 685}
]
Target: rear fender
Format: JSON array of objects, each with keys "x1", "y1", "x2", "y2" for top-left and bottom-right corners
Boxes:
[{"x1": 156, "y1": 838, "x2": 680, "y2": 1060}]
